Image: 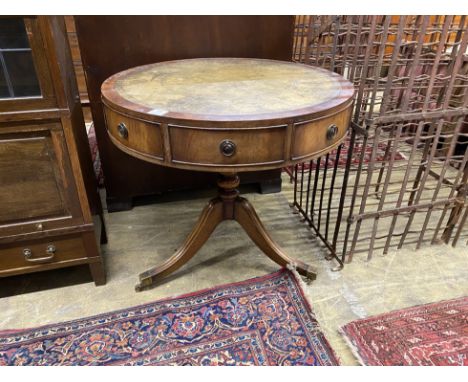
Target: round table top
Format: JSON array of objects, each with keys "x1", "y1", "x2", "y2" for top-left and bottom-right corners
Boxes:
[{"x1": 101, "y1": 58, "x2": 354, "y2": 124}]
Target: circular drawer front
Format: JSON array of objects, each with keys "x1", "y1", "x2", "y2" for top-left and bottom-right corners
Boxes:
[
  {"x1": 292, "y1": 105, "x2": 352, "y2": 161},
  {"x1": 168, "y1": 125, "x2": 287, "y2": 168},
  {"x1": 104, "y1": 106, "x2": 164, "y2": 161}
]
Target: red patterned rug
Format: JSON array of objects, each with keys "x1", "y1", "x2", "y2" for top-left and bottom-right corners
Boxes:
[
  {"x1": 0, "y1": 269, "x2": 339, "y2": 366},
  {"x1": 340, "y1": 296, "x2": 468, "y2": 366},
  {"x1": 283, "y1": 138, "x2": 406, "y2": 180},
  {"x1": 87, "y1": 123, "x2": 104, "y2": 187}
]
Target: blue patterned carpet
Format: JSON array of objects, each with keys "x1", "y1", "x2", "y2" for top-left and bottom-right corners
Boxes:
[{"x1": 0, "y1": 269, "x2": 339, "y2": 365}]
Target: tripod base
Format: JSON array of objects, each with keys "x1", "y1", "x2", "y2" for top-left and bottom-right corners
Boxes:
[{"x1": 135, "y1": 173, "x2": 316, "y2": 291}]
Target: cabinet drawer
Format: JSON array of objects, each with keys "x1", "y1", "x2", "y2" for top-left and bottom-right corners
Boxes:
[
  {"x1": 0, "y1": 235, "x2": 88, "y2": 274},
  {"x1": 169, "y1": 125, "x2": 287, "y2": 167},
  {"x1": 104, "y1": 106, "x2": 164, "y2": 160}
]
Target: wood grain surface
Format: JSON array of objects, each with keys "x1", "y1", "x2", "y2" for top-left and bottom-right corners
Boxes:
[{"x1": 102, "y1": 58, "x2": 354, "y2": 123}]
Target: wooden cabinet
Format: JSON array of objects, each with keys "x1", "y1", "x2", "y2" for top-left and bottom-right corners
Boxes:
[{"x1": 0, "y1": 16, "x2": 105, "y2": 285}]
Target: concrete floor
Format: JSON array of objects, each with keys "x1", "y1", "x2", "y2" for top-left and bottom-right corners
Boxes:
[{"x1": 0, "y1": 174, "x2": 467, "y2": 365}]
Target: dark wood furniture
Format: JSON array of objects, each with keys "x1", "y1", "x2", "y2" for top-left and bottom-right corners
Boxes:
[
  {"x1": 74, "y1": 16, "x2": 295, "y2": 211},
  {"x1": 101, "y1": 58, "x2": 354, "y2": 290},
  {"x1": 63, "y1": 16, "x2": 92, "y2": 124},
  {"x1": 0, "y1": 16, "x2": 105, "y2": 285}
]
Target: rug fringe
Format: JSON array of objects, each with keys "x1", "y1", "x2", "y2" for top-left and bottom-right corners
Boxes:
[
  {"x1": 286, "y1": 264, "x2": 343, "y2": 365},
  {"x1": 338, "y1": 327, "x2": 368, "y2": 366},
  {"x1": 286, "y1": 264, "x2": 316, "y2": 315}
]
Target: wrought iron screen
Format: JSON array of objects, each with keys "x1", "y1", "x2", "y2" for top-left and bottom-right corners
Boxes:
[{"x1": 288, "y1": 15, "x2": 468, "y2": 268}]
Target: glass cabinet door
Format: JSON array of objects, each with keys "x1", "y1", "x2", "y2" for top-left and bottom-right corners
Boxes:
[
  {"x1": 0, "y1": 17, "x2": 56, "y2": 112},
  {"x1": 0, "y1": 18, "x2": 41, "y2": 99}
]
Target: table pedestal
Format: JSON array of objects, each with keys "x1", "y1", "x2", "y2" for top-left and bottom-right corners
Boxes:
[{"x1": 135, "y1": 173, "x2": 316, "y2": 291}]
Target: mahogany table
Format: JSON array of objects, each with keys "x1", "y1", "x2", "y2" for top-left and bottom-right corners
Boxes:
[{"x1": 101, "y1": 58, "x2": 354, "y2": 291}]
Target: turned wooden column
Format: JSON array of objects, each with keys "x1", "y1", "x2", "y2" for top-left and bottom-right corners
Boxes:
[{"x1": 218, "y1": 173, "x2": 240, "y2": 219}]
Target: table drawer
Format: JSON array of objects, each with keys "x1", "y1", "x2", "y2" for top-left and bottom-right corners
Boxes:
[
  {"x1": 0, "y1": 235, "x2": 88, "y2": 274},
  {"x1": 169, "y1": 125, "x2": 287, "y2": 167},
  {"x1": 104, "y1": 106, "x2": 164, "y2": 160},
  {"x1": 292, "y1": 105, "x2": 352, "y2": 160}
]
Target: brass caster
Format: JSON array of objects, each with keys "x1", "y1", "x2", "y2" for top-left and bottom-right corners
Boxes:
[{"x1": 135, "y1": 276, "x2": 153, "y2": 292}]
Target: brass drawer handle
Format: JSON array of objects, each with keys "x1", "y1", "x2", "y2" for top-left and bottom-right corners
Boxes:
[
  {"x1": 23, "y1": 245, "x2": 56, "y2": 263},
  {"x1": 117, "y1": 122, "x2": 128, "y2": 139},
  {"x1": 326, "y1": 124, "x2": 339, "y2": 141},
  {"x1": 219, "y1": 139, "x2": 236, "y2": 157}
]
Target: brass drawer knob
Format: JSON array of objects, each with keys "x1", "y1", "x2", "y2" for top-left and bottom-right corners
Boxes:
[
  {"x1": 117, "y1": 122, "x2": 128, "y2": 139},
  {"x1": 23, "y1": 244, "x2": 56, "y2": 263},
  {"x1": 326, "y1": 124, "x2": 339, "y2": 141},
  {"x1": 219, "y1": 139, "x2": 236, "y2": 157}
]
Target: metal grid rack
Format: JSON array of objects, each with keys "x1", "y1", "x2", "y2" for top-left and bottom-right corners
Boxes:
[{"x1": 288, "y1": 15, "x2": 468, "y2": 267}]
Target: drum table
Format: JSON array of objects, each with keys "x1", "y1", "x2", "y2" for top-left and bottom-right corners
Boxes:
[{"x1": 101, "y1": 58, "x2": 354, "y2": 291}]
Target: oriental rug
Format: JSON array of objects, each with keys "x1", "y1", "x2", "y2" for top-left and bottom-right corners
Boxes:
[
  {"x1": 0, "y1": 269, "x2": 339, "y2": 366},
  {"x1": 87, "y1": 122, "x2": 104, "y2": 187},
  {"x1": 283, "y1": 138, "x2": 405, "y2": 179},
  {"x1": 340, "y1": 296, "x2": 468, "y2": 366}
]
